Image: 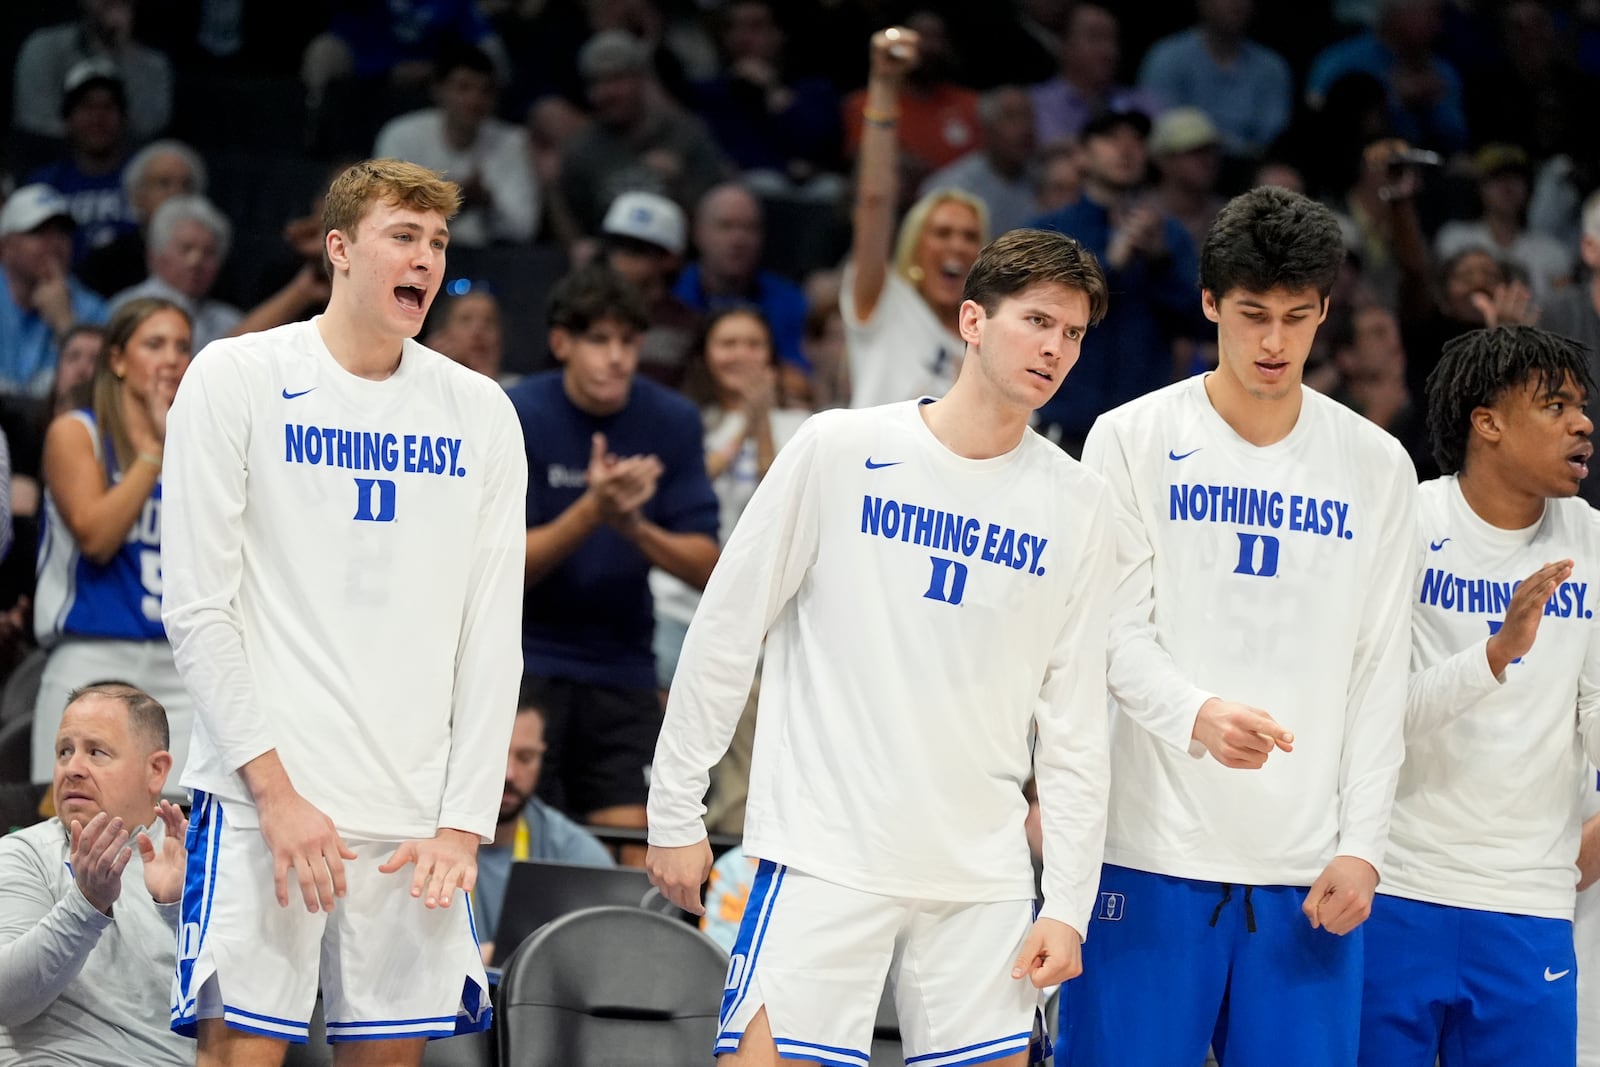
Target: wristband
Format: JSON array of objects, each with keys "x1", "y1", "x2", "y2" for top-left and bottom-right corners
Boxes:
[
  {"x1": 136, "y1": 452, "x2": 163, "y2": 470},
  {"x1": 862, "y1": 107, "x2": 899, "y2": 128}
]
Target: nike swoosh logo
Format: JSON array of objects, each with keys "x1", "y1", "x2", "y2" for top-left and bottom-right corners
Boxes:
[
  {"x1": 1168, "y1": 448, "x2": 1201, "y2": 461},
  {"x1": 1546, "y1": 967, "x2": 1571, "y2": 982},
  {"x1": 1430, "y1": 538, "x2": 1451, "y2": 551},
  {"x1": 864, "y1": 458, "x2": 902, "y2": 470},
  {"x1": 281, "y1": 387, "x2": 316, "y2": 399}
]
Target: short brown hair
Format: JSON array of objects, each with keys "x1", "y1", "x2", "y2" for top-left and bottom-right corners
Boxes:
[
  {"x1": 322, "y1": 158, "x2": 462, "y2": 240},
  {"x1": 66, "y1": 681, "x2": 169, "y2": 753},
  {"x1": 962, "y1": 228, "x2": 1109, "y2": 325}
]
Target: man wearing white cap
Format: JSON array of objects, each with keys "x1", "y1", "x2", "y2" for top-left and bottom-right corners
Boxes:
[
  {"x1": 0, "y1": 184, "x2": 109, "y2": 398},
  {"x1": 599, "y1": 190, "x2": 699, "y2": 388},
  {"x1": 1150, "y1": 107, "x2": 1226, "y2": 250}
]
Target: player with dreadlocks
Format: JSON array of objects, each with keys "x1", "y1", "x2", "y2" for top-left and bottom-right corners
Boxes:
[{"x1": 1360, "y1": 325, "x2": 1600, "y2": 1067}]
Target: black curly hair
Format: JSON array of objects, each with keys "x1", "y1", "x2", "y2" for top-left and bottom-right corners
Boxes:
[{"x1": 1199, "y1": 186, "x2": 1345, "y2": 301}]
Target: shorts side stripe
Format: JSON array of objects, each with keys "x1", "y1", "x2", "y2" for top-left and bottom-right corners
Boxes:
[
  {"x1": 173, "y1": 792, "x2": 224, "y2": 1020},
  {"x1": 905, "y1": 1030, "x2": 1032, "y2": 1064},
  {"x1": 326, "y1": 1015, "x2": 459, "y2": 1028},
  {"x1": 719, "y1": 860, "x2": 786, "y2": 1030}
]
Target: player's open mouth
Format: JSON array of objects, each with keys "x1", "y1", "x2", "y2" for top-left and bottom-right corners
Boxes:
[
  {"x1": 1568, "y1": 445, "x2": 1592, "y2": 479},
  {"x1": 1256, "y1": 360, "x2": 1288, "y2": 379},
  {"x1": 1028, "y1": 369, "x2": 1052, "y2": 382},
  {"x1": 394, "y1": 285, "x2": 425, "y2": 311}
]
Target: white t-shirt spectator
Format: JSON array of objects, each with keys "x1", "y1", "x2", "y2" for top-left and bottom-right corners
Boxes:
[{"x1": 374, "y1": 109, "x2": 539, "y2": 246}]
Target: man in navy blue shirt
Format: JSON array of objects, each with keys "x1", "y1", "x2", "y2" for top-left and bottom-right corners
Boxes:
[
  {"x1": 507, "y1": 263, "x2": 719, "y2": 843},
  {"x1": 26, "y1": 62, "x2": 137, "y2": 267},
  {"x1": 1030, "y1": 108, "x2": 1207, "y2": 453}
]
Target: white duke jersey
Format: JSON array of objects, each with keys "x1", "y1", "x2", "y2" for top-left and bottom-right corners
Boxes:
[
  {"x1": 1383, "y1": 477, "x2": 1600, "y2": 919},
  {"x1": 648, "y1": 400, "x2": 1114, "y2": 934},
  {"x1": 1082, "y1": 377, "x2": 1417, "y2": 885},
  {"x1": 161, "y1": 320, "x2": 528, "y2": 842}
]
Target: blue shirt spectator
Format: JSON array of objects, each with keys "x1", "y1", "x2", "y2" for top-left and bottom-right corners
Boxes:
[
  {"x1": 675, "y1": 263, "x2": 808, "y2": 369},
  {"x1": 0, "y1": 186, "x2": 109, "y2": 398},
  {"x1": 1030, "y1": 197, "x2": 1201, "y2": 447},
  {"x1": 1137, "y1": 2, "x2": 1292, "y2": 158},
  {"x1": 1306, "y1": 2, "x2": 1469, "y2": 153},
  {"x1": 25, "y1": 64, "x2": 136, "y2": 265},
  {"x1": 510, "y1": 371, "x2": 718, "y2": 689}
]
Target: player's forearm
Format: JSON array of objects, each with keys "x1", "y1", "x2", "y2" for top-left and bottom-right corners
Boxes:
[
  {"x1": 524, "y1": 492, "x2": 605, "y2": 586},
  {"x1": 621, "y1": 521, "x2": 719, "y2": 590},
  {"x1": 1405, "y1": 643, "x2": 1500, "y2": 741},
  {"x1": 237, "y1": 750, "x2": 298, "y2": 808}
]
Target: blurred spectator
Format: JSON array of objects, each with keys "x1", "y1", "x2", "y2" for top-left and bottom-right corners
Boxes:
[
  {"x1": 0, "y1": 186, "x2": 109, "y2": 399},
  {"x1": 373, "y1": 44, "x2": 539, "y2": 247},
  {"x1": 25, "y1": 62, "x2": 137, "y2": 267},
  {"x1": 471, "y1": 692, "x2": 614, "y2": 962},
  {"x1": 0, "y1": 683, "x2": 187, "y2": 1065},
  {"x1": 1306, "y1": 0, "x2": 1468, "y2": 153},
  {"x1": 1468, "y1": 0, "x2": 1600, "y2": 162},
  {"x1": 109, "y1": 196, "x2": 329, "y2": 353},
  {"x1": 510, "y1": 264, "x2": 717, "y2": 838},
  {"x1": 919, "y1": 86, "x2": 1040, "y2": 236},
  {"x1": 1137, "y1": 0, "x2": 1292, "y2": 159},
  {"x1": 1029, "y1": 4, "x2": 1163, "y2": 147},
  {"x1": 1324, "y1": 303, "x2": 1421, "y2": 448},
  {"x1": 801, "y1": 270, "x2": 849, "y2": 410},
  {"x1": 32, "y1": 299, "x2": 196, "y2": 793},
  {"x1": 425, "y1": 288, "x2": 506, "y2": 382},
  {"x1": 1434, "y1": 143, "x2": 1573, "y2": 305},
  {"x1": 557, "y1": 30, "x2": 729, "y2": 239},
  {"x1": 109, "y1": 196, "x2": 240, "y2": 351},
  {"x1": 1541, "y1": 190, "x2": 1600, "y2": 505},
  {"x1": 693, "y1": 0, "x2": 842, "y2": 194},
  {"x1": 1035, "y1": 139, "x2": 1085, "y2": 214},
  {"x1": 673, "y1": 183, "x2": 810, "y2": 385},
  {"x1": 1149, "y1": 107, "x2": 1226, "y2": 250},
  {"x1": 651, "y1": 307, "x2": 808, "y2": 692},
  {"x1": 79, "y1": 140, "x2": 206, "y2": 300},
  {"x1": 700, "y1": 844, "x2": 758, "y2": 952},
  {"x1": 843, "y1": 27, "x2": 982, "y2": 409},
  {"x1": 1031, "y1": 107, "x2": 1204, "y2": 452},
  {"x1": 1255, "y1": 158, "x2": 1307, "y2": 194},
  {"x1": 960, "y1": 0, "x2": 1068, "y2": 87},
  {"x1": 843, "y1": 11, "x2": 980, "y2": 181},
  {"x1": 301, "y1": 0, "x2": 508, "y2": 110},
  {"x1": 12, "y1": 0, "x2": 174, "y2": 143},
  {"x1": 599, "y1": 190, "x2": 699, "y2": 389}
]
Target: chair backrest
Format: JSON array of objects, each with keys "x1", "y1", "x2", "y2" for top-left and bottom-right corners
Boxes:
[
  {"x1": 0, "y1": 713, "x2": 31, "y2": 786},
  {"x1": 491, "y1": 860, "x2": 654, "y2": 966},
  {"x1": 0, "y1": 648, "x2": 46, "y2": 724},
  {"x1": 496, "y1": 905, "x2": 728, "y2": 1067}
]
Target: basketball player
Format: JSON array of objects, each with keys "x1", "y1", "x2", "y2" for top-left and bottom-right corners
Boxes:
[
  {"x1": 646, "y1": 226, "x2": 1115, "y2": 1067},
  {"x1": 160, "y1": 159, "x2": 527, "y2": 1065},
  {"x1": 1360, "y1": 326, "x2": 1600, "y2": 1066},
  {"x1": 1061, "y1": 185, "x2": 1418, "y2": 1066}
]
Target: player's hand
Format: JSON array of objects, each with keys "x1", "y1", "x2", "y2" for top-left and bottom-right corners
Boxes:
[
  {"x1": 70, "y1": 811, "x2": 134, "y2": 916},
  {"x1": 1487, "y1": 559, "x2": 1572, "y2": 675},
  {"x1": 1303, "y1": 854, "x2": 1378, "y2": 935},
  {"x1": 379, "y1": 827, "x2": 480, "y2": 909},
  {"x1": 1011, "y1": 917, "x2": 1082, "y2": 987},
  {"x1": 138, "y1": 800, "x2": 189, "y2": 905},
  {"x1": 1578, "y1": 814, "x2": 1600, "y2": 892},
  {"x1": 1192, "y1": 698, "x2": 1294, "y2": 769},
  {"x1": 645, "y1": 838, "x2": 714, "y2": 916},
  {"x1": 257, "y1": 789, "x2": 357, "y2": 912},
  {"x1": 869, "y1": 26, "x2": 919, "y2": 82}
]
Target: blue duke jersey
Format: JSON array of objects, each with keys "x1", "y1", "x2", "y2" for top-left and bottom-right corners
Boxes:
[
  {"x1": 1082, "y1": 377, "x2": 1417, "y2": 885},
  {"x1": 1383, "y1": 477, "x2": 1600, "y2": 918},
  {"x1": 35, "y1": 410, "x2": 165, "y2": 645},
  {"x1": 649, "y1": 400, "x2": 1114, "y2": 934},
  {"x1": 161, "y1": 321, "x2": 528, "y2": 842}
]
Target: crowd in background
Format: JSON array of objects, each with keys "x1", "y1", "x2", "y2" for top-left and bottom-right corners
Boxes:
[{"x1": 1, "y1": 0, "x2": 1600, "y2": 952}]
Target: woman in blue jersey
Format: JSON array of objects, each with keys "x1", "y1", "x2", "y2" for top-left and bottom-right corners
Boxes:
[{"x1": 30, "y1": 297, "x2": 193, "y2": 792}]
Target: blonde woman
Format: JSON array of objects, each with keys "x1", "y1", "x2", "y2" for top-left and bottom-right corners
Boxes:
[
  {"x1": 844, "y1": 25, "x2": 988, "y2": 408},
  {"x1": 31, "y1": 297, "x2": 193, "y2": 790}
]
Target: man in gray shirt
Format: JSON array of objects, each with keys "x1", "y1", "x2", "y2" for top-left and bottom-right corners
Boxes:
[{"x1": 0, "y1": 681, "x2": 188, "y2": 1066}]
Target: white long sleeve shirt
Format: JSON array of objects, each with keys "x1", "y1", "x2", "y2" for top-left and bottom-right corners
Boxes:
[
  {"x1": 1082, "y1": 377, "x2": 1417, "y2": 885},
  {"x1": 161, "y1": 320, "x2": 528, "y2": 842},
  {"x1": 374, "y1": 109, "x2": 540, "y2": 246},
  {"x1": 648, "y1": 401, "x2": 1114, "y2": 934},
  {"x1": 1382, "y1": 476, "x2": 1600, "y2": 918}
]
